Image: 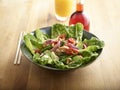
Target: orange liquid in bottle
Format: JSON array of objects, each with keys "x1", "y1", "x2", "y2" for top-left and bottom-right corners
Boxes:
[{"x1": 69, "y1": 2, "x2": 90, "y2": 31}]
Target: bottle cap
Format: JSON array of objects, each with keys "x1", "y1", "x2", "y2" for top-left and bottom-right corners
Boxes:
[
  {"x1": 76, "y1": 0, "x2": 84, "y2": 11},
  {"x1": 76, "y1": 0, "x2": 84, "y2": 4}
]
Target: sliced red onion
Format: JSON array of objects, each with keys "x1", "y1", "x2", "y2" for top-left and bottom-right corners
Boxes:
[
  {"x1": 51, "y1": 41, "x2": 61, "y2": 52},
  {"x1": 67, "y1": 43, "x2": 78, "y2": 50},
  {"x1": 45, "y1": 40, "x2": 54, "y2": 44},
  {"x1": 83, "y1": 43, "x2": 87, "y2": 49}
]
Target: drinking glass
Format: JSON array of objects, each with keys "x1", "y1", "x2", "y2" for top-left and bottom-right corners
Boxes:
[{"x1": 55, "y1": 0, "x2": 74, "y2": 21}]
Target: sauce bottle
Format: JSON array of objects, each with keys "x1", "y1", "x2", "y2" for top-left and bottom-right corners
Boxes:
[{"x1": 69, "y1": 0, "x2": 90, "y2": 31}]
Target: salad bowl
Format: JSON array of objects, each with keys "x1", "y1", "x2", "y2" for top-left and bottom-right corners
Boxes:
[{"x1": 21, "y1": 23, "x2": 104, "y2": 71}]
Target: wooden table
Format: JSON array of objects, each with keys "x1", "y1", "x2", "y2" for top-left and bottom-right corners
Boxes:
[{"x1": 0, "y1": 0, "x2": 120, "y2": 89}]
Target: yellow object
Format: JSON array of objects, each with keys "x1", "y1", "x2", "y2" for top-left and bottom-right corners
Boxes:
[{"x1": 55, "y1": 0, "x2": 74, "y2": 17}]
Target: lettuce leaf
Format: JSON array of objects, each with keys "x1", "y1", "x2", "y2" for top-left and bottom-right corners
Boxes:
[
  {"x1": 35, "y1": 29, "x2": 48, "y2": 43},
  {"x1": 74, "y1": 23, "x2": 83, "y2": 40},
  {"x1": 24, "y1": 35, "x2": 35, "y2": 54},
  {"x1": 68, "y1": 23, "x2": 83, "y2": 39},
  {"x1": 33, "y1": 50, "x2": 59, "y2": 65},
  {"x1": 83, "y1": 37, "x2": 104, "y2": 49},
  {"x1": 51, "y1": 23, "x2": 68, "y2": 38},
  {"x1": 24, "y1": 30, "x2": 47, "y2": 55}
]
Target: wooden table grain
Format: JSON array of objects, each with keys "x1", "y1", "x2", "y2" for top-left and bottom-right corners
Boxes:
[{"x1": 0, "y1": 0, "x2": 120, "y2": 90}]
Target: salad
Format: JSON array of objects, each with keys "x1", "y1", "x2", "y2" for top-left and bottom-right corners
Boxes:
[{"x1": 24, "y1": 23, "x2": 104, "y2": 69}]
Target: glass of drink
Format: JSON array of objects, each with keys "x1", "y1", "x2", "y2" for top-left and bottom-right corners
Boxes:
[{"x1": 55, "y1": 0, "x2": 74, "y2": 21}]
